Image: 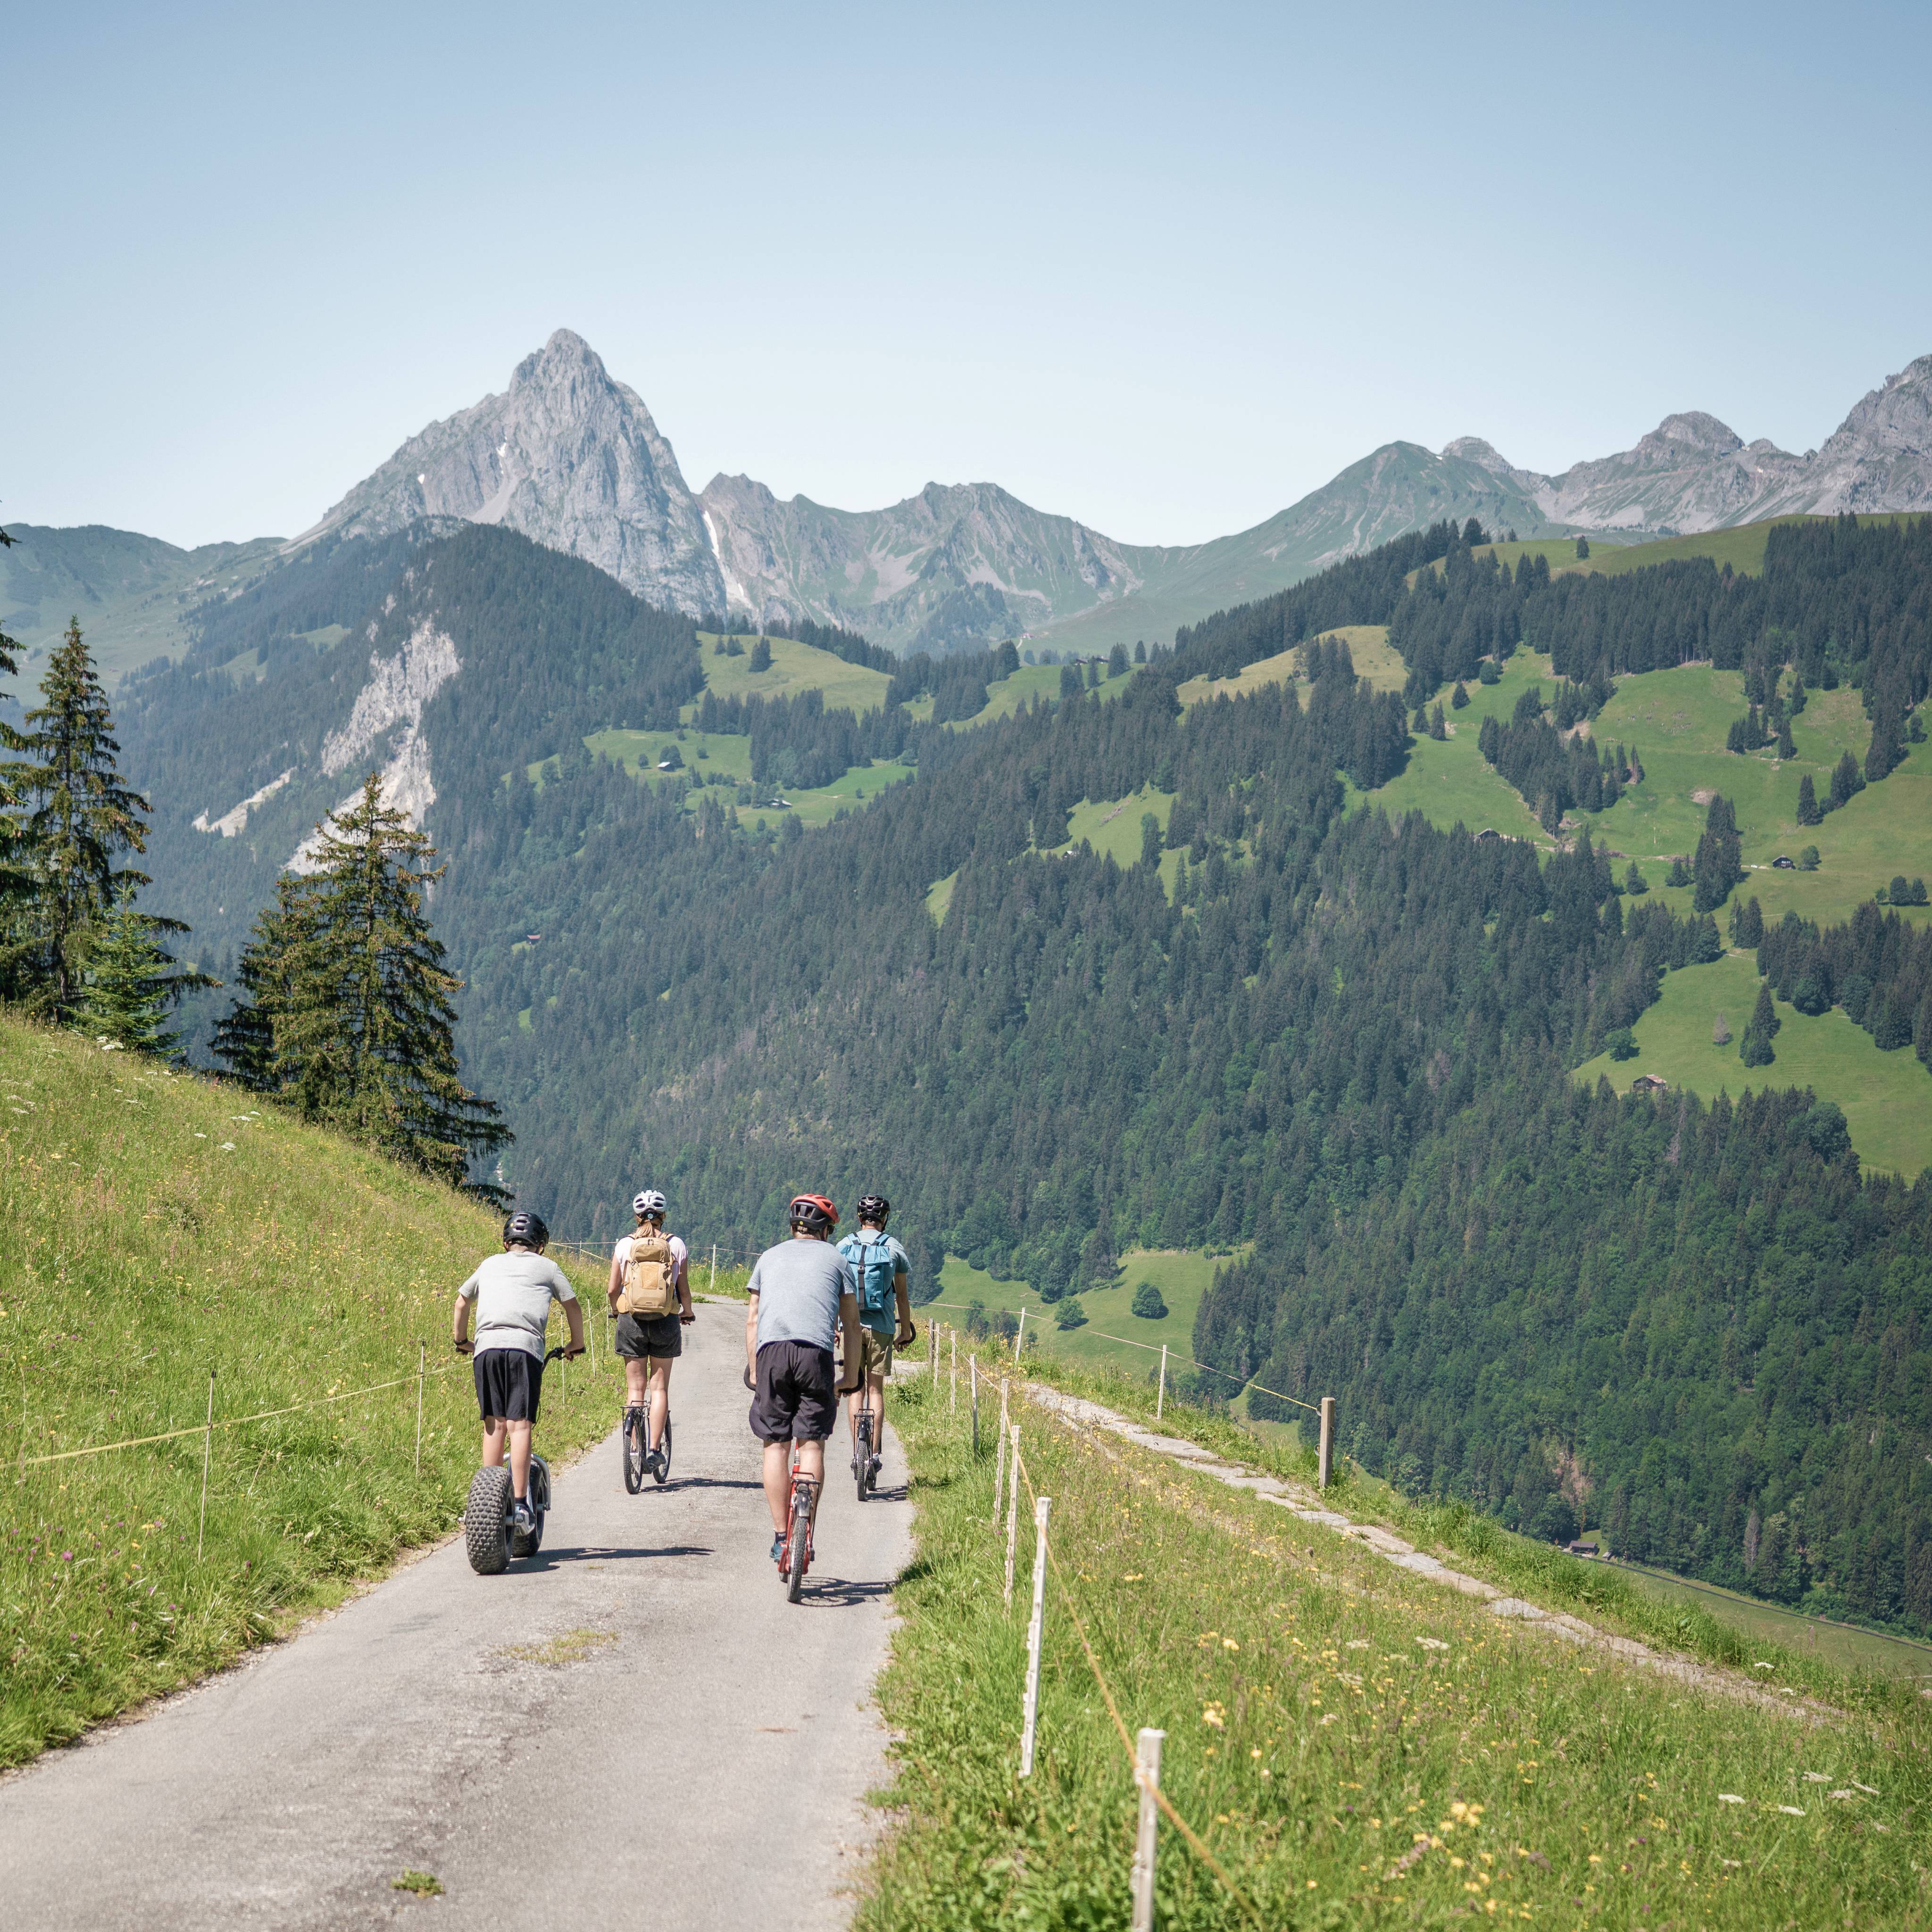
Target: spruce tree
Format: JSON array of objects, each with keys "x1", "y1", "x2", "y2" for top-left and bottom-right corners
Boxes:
[
  {"x1": 0, "y1": 618, "x2": 153, "y2": 1016},
  {"x1": 73, "y1": 886, "x2": 214, "y2": 1058},
  {"x1": 217, "y1": 776, "x2": 508, "y2": 1196},
  {"x1": 1691, "y1": 793, "x2": 1743, "y2": 914},
  {"x1": 1796, "y1": 773, "x2": 1821, "y2": 825},
  {"x1": 1738, "y1": 982, "x2": 1779, "y2": 1067}
]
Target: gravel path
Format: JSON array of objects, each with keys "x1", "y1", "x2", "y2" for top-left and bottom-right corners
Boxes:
[{"x1": 0, "y1": 1301, "x2": 913, "y2": 1929}]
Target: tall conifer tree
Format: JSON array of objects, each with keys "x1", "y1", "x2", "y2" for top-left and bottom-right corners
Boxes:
[
  {"x1": 74, "y1": 886, "x2": 214, "y2": 1057},
  {"x1": 216, "y1": 775, "x2": 508, "y2": 1196},
  {"x1": 0, "y1": 618, "x2": 152, "y2": 1016}
]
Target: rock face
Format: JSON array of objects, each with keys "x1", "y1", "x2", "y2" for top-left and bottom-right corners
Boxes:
[
  {"x1": 700, "y1": 475, "x2": 1150, "y2": 652},
  {"x1": 303, "y1": 331, "x2": 725, "y2": 616},
  {"x1": 1451, "y1": 357, "x2": 1932, "y2": 537}
]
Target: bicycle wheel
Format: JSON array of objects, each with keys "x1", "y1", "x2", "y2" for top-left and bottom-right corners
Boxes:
[
  {"x1": 653, "y1": 1415, "x2": 673, "y2": 1486},
  {"x1": 855, "y1": 1415, "x2": 870, "y2": 1503},
  {"x1": 464, "y1": 1466, "x2": 512, "y2": 1575},
  {"x1": 623, "y1": 1408, "x2": 646, "y2": 1494},
  {"x1": 786, "y1": 1485, "x2": 811, "y2": 1603}
]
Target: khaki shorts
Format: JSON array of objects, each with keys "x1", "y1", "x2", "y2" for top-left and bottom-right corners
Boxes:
[{"x1": 854, "y1": 1328, "x2": 894, "y2": 1380}]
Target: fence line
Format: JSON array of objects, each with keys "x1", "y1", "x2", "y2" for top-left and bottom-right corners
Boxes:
[
  {"x1": 1008, "y1": 1427, "x2": 1261, "y2": 1924},
  {"x1": 19, "y1": 1358, "x2": 474, "y2": 1469},
  {"x1": 922, "y1": 1299, "x2": 1323, "y2": 1415}
]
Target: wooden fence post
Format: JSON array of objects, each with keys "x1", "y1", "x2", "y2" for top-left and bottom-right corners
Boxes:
[
  {"x1": 950, "y1": 1329, "x2": 958, "y2": 1415},
  {"x1": 1318, "y1": 1393, "x2": 1336, "y2": 1489},
  {"x1": 991, "y1": 1383, "x2": 1008, "y2": 1525},
  {"x1": 970, "y1": 1353, "x2": 980, "y2": 1457},
  {"x1": 1003, "y1": 1424, "x2": 1022, "y2": 1607},
  {"x1": 415, "y1": 1341, "x2": 425, "y2": 1474},
  {"x1": 1156, "y1": 1344, "x2": 1167, "y2": 1421},
  {"x1": 1019, "y1": 1495, "x2": 1051, "y2": 1776},
  {"x1": 197, "y1": 1372, "x2": 216, "y2": 1560},
  {"x1": 1130, "y1": 1727, "x2": 1166, "y2": 1932},
  {"x1": 1014, "y1": 1307, "x2": 1025, "y2": 1361}
]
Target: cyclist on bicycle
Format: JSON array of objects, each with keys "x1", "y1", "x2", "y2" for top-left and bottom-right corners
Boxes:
[
  {"x1": 453, "y1": 1210, "x2": 584, "y2": 1532},
  {"x1": 746, "y1": 1193, "x2": 862, "y2": 1571},
  {"x1": 836, "y1": 1194, "x2": 915, "y2": 1485},
  {"x1": 607, "y1": 1188, "x2": 695, "y2": 1478}
]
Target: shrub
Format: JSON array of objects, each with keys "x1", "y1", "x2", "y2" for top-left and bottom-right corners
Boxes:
[
  {"x1": 1130, "y1": 1281, "x2": 1168, "y2": 1320},
  {"x1": 1604, "y1": 1027, "x2": 1638, "y2": 1062},
  {"x1": 1054, "y1": 1296, "x2": 1088, "y2": 1331},
  {"x1": 1798, "y1": 846, "x2": 1819, "y2": 871}
]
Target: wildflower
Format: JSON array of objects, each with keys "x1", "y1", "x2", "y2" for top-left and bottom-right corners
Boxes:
[
  {"x1": 1223, "y1": 1637, "x2": 1240, "y2": 1651},
  {"x1": 1777, "y1": 1805, "x2": 1805, "y2": 1817},
  {"x1": 1717, "y1": 1794, "x2": 1744, "y2": 1805},
  {"x1": 1852, "y1": 1781, "x2": 1879, "y2": 1795},
  {"x1": 1201, "y1": 1704, "x2": 1226, "y2": 1729},
  {"x1": 1801, "y1": 1772, "x2": 1829, "y2": 1782}
]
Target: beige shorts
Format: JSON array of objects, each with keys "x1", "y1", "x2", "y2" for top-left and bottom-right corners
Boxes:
[{"x1": 854, "y1": 1329, "x2": 894, "y2": 1380}]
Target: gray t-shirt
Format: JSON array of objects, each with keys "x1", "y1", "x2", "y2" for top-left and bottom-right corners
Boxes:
[
  {"x1": 458, "y1": 1251, "x2": 577, "y2": 1360},
  {"x1": 748, "y1": 1239, "x2": 856, "y2": 1354}
]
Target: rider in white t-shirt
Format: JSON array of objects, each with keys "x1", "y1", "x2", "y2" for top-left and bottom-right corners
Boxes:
[{"x1": 606, "y1": 1190, "x2": 694, "y2": 1477}]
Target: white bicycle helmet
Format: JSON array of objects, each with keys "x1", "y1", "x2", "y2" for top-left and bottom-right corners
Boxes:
[{"x1": 633, "y1": 1189, "x2": 668, "y2": 1219}]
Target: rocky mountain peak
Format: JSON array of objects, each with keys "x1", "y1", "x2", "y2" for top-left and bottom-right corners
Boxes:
[
  {"x1": 300, "y1": 331, "x2": 725, "y2": 617},
  {"x1": 1636, "y1": 412, "x2": 1745, "y2": 459}
]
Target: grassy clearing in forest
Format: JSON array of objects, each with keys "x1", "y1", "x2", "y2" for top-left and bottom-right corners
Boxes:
[
  {"x1": 689, "y1": 631, "x2": 894, "y2": 713},
  {"x1": 866, "y1": 1359, "x2": 1932, "y2": 1930},
  {"x1": 1571, "y1": 952, "x2": 1932, "y2": 1179},
  {"x1": 0, "y1": 1020, "x2": 626, "y2": 1768}
]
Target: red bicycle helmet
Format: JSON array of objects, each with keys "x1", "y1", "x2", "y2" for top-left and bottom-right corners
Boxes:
[{"x1": 788, "y1": 1193, "x2": 839, "y2": 1235}]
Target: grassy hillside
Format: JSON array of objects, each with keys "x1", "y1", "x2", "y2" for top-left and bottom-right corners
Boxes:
[
  {"x1": 933, "y1": 1248, "x2": 1224, "y2": 1382},
  {"x1": 1573, "y1": 952, "x2": 1932, "y2": 1178},
  {"x1": 0, "y1": 1019, "x2": 624, "y2": 1767},
  {"x1": 688, "y1": 631, "x2": 894, "y2": 714},
  {"x1": 870, "y1": 1362, "x2": 1932, "y2": 1930},
  {"x1": 580, "y1": 727, "x2": 915, "y2": 828}
]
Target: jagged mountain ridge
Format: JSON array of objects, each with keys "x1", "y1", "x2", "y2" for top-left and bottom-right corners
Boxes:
[
  {"x1": 299, "y1": 330, "x2": 726, "y2": 617},
  {"x1": 12, "y1": 342, "x2": 1932, "y2": 671}
]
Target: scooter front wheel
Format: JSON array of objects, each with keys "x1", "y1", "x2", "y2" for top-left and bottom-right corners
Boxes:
[{"x1": 464, "y1": 1466, "x2": 512, "y2": 1575}]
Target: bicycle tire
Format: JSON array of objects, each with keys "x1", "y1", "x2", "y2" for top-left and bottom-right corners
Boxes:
[
  {"x1": 623, "y1": 1409, "x2": 646, "y2": 1494},
  {"x1": 511, "y1": 1507, "x2": 544, "y2": 1560},
  {"x1": 786, "y1": 1486, "x2": 810, "y2": 1603},
  {"x1": 653, "y1": 1415, "x2": 673, "y2": 1486},
  {"x1": 855, "y1": 1415, "x2": 871, "y2": 1503},
  {"x1": 464, "y1": 1466, "x2": 512, "y2": 1575}
]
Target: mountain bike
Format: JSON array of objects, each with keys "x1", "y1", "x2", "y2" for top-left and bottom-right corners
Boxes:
[{"x1": 463, "y1": 1347, "x2": 568, "y2": 1574}]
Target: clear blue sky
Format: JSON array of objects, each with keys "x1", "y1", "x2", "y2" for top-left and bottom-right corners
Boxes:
[{"x1": 6, "y1": 0, "x2": 1929, "y2": 548}]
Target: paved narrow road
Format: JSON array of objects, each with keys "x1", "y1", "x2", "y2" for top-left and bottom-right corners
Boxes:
[{"x1": 0, "y1": 1302, "x2": 915, "y2": 1930}]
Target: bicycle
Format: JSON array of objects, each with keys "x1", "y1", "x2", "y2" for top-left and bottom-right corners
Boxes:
[
  {"x1": 463, "y1": 1346, "x2": 570, "y2": 1575},
  {"x1": 622, "y1": 1404, "x2": 673, "y2": 1494}
]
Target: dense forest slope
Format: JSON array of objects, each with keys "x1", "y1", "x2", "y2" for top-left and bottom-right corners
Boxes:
[{"x1": 114, "y1": 510, "x2": 1932, "y2": 1633}]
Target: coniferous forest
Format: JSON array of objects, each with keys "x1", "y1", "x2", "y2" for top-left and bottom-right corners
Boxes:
[{"x1": 25, "y1": 509, "x2": 1932, "y2": 1637}]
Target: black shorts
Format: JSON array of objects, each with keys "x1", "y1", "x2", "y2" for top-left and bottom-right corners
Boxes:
[
  {"x1": 615, "y1": 1312, "x2": 684, "y2": 1360},
  {"x1": 474, "y1": 1348, "x2": 543, "y2": 1424},
  {"x1": 749, "y1": 1341, "x2": 837, "y2": 1443}
]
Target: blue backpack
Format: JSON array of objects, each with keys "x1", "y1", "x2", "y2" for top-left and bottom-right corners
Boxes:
[{"x1": 841, "y1": 1233, "x2": 899, "y2": 1331}]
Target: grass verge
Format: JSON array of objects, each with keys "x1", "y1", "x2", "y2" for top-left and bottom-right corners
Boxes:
[
  {"x1": 865, "y1": 1357, "x2": 1931, "y2": 1929},
  {"x1": 0, "y1": 1018, "x2": 631, "y2": 1768}
]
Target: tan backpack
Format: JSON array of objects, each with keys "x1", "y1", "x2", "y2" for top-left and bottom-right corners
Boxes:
[{"x1": 618, "y1": 1229, "x2": 678, "y2": 1317}]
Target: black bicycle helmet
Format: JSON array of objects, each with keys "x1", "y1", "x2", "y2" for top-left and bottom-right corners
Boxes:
[
  {"x1": 856, "y1": 1194, "x2": 891, "y2": 1224},
  {"x1": 788, "y1": 1193, "x2": 839, "y2": 1237},
  {"x1": 503, "y1": 1209, "x2": 550, "y2": 1249}
]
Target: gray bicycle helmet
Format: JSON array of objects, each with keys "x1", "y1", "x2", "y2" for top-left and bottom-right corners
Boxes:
[{"x1": 632, "y1": 1188, "x2": 668, "y2": 1219}]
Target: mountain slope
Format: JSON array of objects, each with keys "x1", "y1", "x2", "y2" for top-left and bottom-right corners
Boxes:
[
  {"x1": 301, "y1": 330, "x2": 726, "y2": 617},
  {"x1": 0, "y1": 525, "x2": 282, "y2": 681}
]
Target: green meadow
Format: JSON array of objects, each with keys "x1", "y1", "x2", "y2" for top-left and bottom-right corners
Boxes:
[
  {"x1": 930, "y1": 1248, "x2": 1227, "y2": 1384},
  {"x1": 582, "y1": 727, "x2": 915, "y2": 829},
  {"x1": 1572, "y1": 951, "x2": 1932, "y2": 1178},
  {"x1": 689, "y1": 630, "x2": 894, "y2": 714}
]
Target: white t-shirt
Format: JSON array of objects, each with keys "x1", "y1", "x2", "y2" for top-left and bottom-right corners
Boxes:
[{"x1": 613, "y1": 1229, "x2": 690, "y2": 1302}]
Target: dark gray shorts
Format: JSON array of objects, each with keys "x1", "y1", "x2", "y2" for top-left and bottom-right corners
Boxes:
[
  {"x1": 615, "y1": 1312, "x2": 683, "y2": 1359},
  {"x1": 749, "y1": 1341, "x2": 836, "y2": 1443}
]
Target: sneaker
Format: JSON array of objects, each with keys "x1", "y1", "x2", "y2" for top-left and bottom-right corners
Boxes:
[
  {"x1": 869, "y1": 1454, "x2": 883, "y2": 1481},
  {"x1": 510, "y1": 1497, "x2": 535, "y2": 1532},
  {"x1": 770, "y1": 1532, "x2": 785, "y2": 1566}
]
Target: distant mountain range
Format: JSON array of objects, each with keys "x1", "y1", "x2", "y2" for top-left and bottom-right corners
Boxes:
[{"x1": 6, "y1": 331, "x2": 1931, "y2": 666}]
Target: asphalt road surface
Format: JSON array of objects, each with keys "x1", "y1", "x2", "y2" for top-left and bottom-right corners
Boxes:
[{"x1": 0, "y1": 1301, "x2": 915, "y2": 1930}]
